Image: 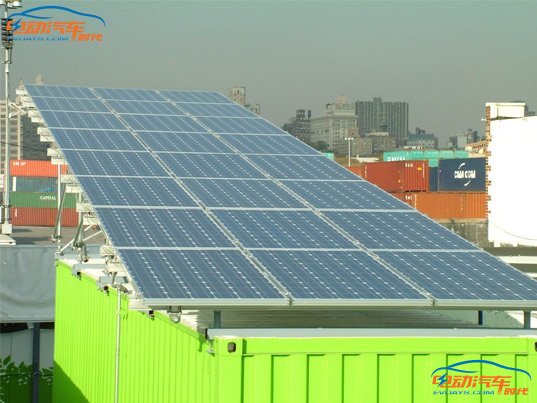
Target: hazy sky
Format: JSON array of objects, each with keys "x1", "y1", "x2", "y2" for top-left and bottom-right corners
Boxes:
[{"x1": 9, "y1": 1, "x2": 537, "y2": 144}]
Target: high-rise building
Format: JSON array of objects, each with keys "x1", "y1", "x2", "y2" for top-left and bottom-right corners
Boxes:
[
  {"x1": 356, "y1": 97, "x2": 409, "y2": 145},
  {"x1": 448, "y1": 128, "x2": 480, "y2": 149},
  {"x1": 365, "y1": 132, "x2": 397, "y2": 154},
  {"x1": 283, "y1": 109, "x2": 312, "y2": 143},
  {"x1": 228, "y1": 86, "x2": 260, "y2": 115},
  {"x1": 310, "y1": 96, "x2": 358, "y2": 156},
  {"x1": 407, "y1": 127, "x2": 438, "y2": 149},
  {"x1": 228, "y1": 87, "x2": 246, "y2": 106}
]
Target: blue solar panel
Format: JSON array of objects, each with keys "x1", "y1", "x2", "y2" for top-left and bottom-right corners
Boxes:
[
  {"x1": 51, "y1": 129, "x2": 144, "y2": 151},
  {"x1": 118, "y1": 249, "x2": 285, "y2": 300},
  {"x1": 197, "y1": 117, "x2": 286, "y2": 134},
  {"x1": 252, "y1": 155, "x2": 359, "y2": 180},
  {"x1": 214, "y1": 210, "x2": 356, "y2": 249},
  {"x1": 31, "y1": 97, "x2": 109, "y2": 113},
  {"x1": 96, "y1": 208, "x2": 234, "y2": 248},
  {"x1": 106, "y1": 100, "x2": 183, "y2": 115},
  {"x1": 120, "y1": 114, "x2": 207, "y2": 132},
  {"x1": 161, "y1": 90, "x2": 233, "y2": 104},
  {"x1": 77, "y1": 177, "x2": 196, "y2": 207},
  {"x1": 62, "y1": 150, "x2": 168, "y2": 177},
  {"x1": 159, "y1": 153, "x2": 264, "y2": 179},
  {"x1": 284, "y1": 181, "x2": 416, "y2": 210},
  {"x1": 40, "y1": 111, "x2": 125, "y2": 130},
  {"x1": 175, "y1": 102, "x2": 257, "y2": 118},
  {"x1": 252, "y1": 251, "x2": 425, "y2": 301},
  {"x1": 183, "y1": 179, "x2": 305, "y2": 208},
  {"x1": 93, "y1": 88, "x2": 164, "y2": 101},
  {"x1": 221, "y1": 134, "x2": 318, "y2": 155},
  {"x1": 26, "y1": 85, "x2": 97, "y2": 99},
  {"x1": 377, "y1": 251, "x2": 537, "y2": 302},
  {"x1": 26, "y1": 84, "x2": 537, "y2": 309},
  {"x1": 137, "y1": 132, "x2": 232, "y2": 153},
  {"x1": 325, "y1": 211, "x2": 475, "y2": 250}
]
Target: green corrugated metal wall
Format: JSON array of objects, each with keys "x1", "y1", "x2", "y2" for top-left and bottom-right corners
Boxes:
[{"x1": 53, "y1": 261, "x2": 537, "y2": 402}]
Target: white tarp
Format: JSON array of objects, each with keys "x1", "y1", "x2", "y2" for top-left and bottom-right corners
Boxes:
[{"x1": 0, "y1": 246, "x2": 57, "y2": 322}]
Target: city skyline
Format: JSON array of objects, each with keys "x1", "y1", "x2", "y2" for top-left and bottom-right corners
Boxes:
[{"x1": 8, "y1": 1, "x2": 537, "y2": 145}]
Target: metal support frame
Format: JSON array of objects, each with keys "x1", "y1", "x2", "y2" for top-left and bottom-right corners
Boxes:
[
  {"x1": 213, "y1": 310, "x2": 222, "y2": 329},
  {"x1": 523, "y1": 311, "x2": 532, "y2": 329},
  {"x1": 52, "y1": 177, "x2": 67, "y2": 250}
]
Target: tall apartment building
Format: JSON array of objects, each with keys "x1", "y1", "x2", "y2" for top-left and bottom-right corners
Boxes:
[
  {"x1": 356, "y1": 97, "x2": 409, "y2": 145},
  {"x1": 228, "y1": 87, "x2": 246, "y2": 106},
  {"x1": 228, "y1": 86, "x2": 261, "y2": 115},
  {"x1": 407, "y1": 127, "x2": 439, "y2": 149},
  {"x1": 310, "y1": 96, "x2": 358, "y2": 156},
  {"x1": 283, "y1": 109, "x2": 312, "y2": 143},
  {"x1": 448, "y1": 128, "x2": 479, "y2": 149}
]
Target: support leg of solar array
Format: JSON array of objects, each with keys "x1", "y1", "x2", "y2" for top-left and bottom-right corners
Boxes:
[
  {"x1": 523, "y1": 311, "x2": 531, "y2": 329},
  {"x1": 478, "y1": 310, "x2": 484, "y2": 326},
  {"x1": 213, "y1": 311, "x2": 222, "y2": 329},
  {"x1": 73, "y1": 212, "x2": 88, "y2": 263},
  {"x1": 52, "y1": 181, "x2": 67, "y2": 253}
]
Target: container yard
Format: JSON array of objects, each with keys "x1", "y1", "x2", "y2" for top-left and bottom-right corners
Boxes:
[{"x1": 6, "y1": 160, "x2": 77, "y2": 227}]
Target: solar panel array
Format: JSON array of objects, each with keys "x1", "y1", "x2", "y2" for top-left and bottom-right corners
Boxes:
[{"x1": 25, "y1": 84, "x2": 537, "y2": 309}]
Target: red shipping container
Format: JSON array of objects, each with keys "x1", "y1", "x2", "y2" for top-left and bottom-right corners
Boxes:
[
  {"x1": 362, "y1": 161, "x2": 429, "y2": 192},
  {"x1": 11, "y1": 207, "x2": 78, "y2": 227},
  {"x1": 346, "y1": 165, "x2": 364, "y2": 177},
  {"x1": 392, "y1": 192, "x2": 486, "y2": 219},
  {"x1": 10, "y1": 160, "x2": 68, "y2": 177}
]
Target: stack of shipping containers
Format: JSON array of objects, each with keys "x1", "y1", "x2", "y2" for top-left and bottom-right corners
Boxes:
[
  {"x1": 348, "y1": 152, "x2": 487, "y2": 220},
  {"x1": 10, "y1": 160, "x2": 78, "y2": 227}
]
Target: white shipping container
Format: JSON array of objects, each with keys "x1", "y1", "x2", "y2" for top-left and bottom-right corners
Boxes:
[{"x1": 488, "y1": 116, "x2": 537, "y2": 246}]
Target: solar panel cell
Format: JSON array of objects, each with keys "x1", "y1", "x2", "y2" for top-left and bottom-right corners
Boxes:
[
  {"x1": 77, "y1": 177, "x2": 196, "y2": 207},
  {"x1": 214, "y1": 210, "x2": 356, "y2": 249},
  {"x1": 252, "y1": 250, "x2": 425, "y2": 301},
  {"x1": 326, "y1": 211, "x2": 475, "y2": 250},
  {"x1": 159, "y1": 153, "x2": 264, "y2": 179},
  {"x1": 119, "y1": 249, "x2": 285, "y2": 300},
  {"x1": 97, "y1": 208, "x2": 234, "y2": 248},
  {"x1": 62, "y1": 150, "x2": 168, "y2": 177},
  {"x1": 183, "y1": 179, "x2": 304, "y2": 208}
]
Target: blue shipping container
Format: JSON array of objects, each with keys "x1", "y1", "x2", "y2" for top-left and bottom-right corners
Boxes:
[
  {"x1": 438, "y1": 158, "x2": 486, "y2": 191},
  {"x1": 12, "y1": 177, "x2": 57, "y2": 193},
  {"x1": 429, "y1": 167, "x2": 438, "y2": 191}
]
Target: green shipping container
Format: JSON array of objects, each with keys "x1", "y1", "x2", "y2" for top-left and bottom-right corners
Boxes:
[
  {"x1": 384, "y1": 150, "x2": 469, "y2": 168},
  {"x1": 9, "y1": 192, "x2": 76, "y2": 209},
  {"x1": 53, "y1": 261, "x2": 537, "y2": 403}
]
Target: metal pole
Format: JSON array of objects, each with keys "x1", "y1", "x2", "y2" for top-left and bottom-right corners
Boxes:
[
  {"x1": 2, "y1": 5, "x2": 12, "y2": 234},
  {"x1": 31, "y1": 322, "x2": 41, "y2": 403},
  {"x1": 347, "y1": 138, "x2": 350, "y2": 167},
  {"x1": 57, "y1": 164, "x2": 62, "y2": 240}
]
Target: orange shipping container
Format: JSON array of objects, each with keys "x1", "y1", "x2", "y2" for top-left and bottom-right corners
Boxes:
[
  {"x1": 346, "y1": 165, "x2": 364, "y2": 177},
  {"x1": 391, "y1": 192, "x2": 486, "y2": 219},
  {"x1": 10, "y1": 160, "x2": 68, "y2": 177},
  {"x1": 360, "y1": 161, "x2": 429, "y2": 192},
  {"x1": 11, "y1": 207, "x2": 78, "y2": 227}
]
